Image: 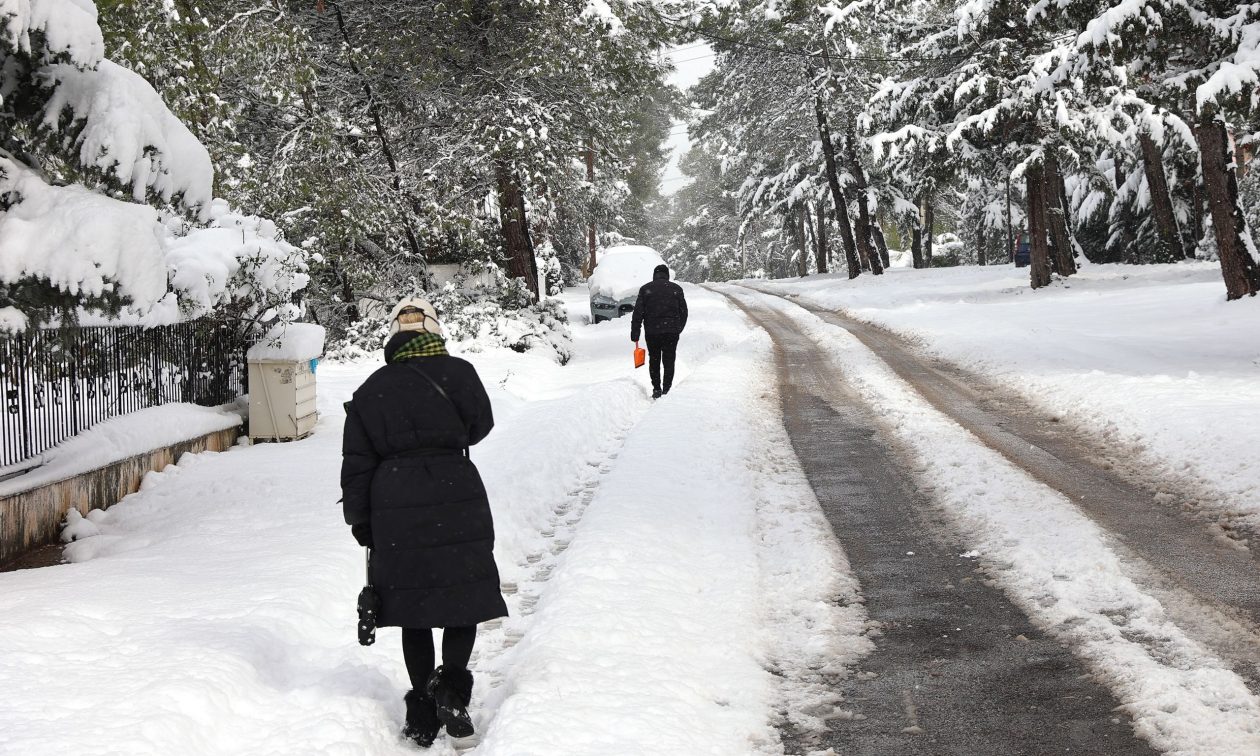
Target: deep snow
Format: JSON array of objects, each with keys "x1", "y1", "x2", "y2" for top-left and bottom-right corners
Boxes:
[{"x1": 0, "y1": 288, "x2": 865, "y2": 755}]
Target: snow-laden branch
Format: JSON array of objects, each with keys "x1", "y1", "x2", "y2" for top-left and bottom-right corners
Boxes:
[{"x1": 39, "y1": 60, "x2": 214, "y2": 215}]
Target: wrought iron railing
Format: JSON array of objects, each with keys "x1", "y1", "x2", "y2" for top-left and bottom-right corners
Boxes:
[{"x1": 0, "y1": 321, "x2": 249, "y2": 471}]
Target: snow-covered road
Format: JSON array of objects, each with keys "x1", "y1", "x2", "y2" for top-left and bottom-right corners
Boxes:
[
  {"x1": 0, "y1": 288, "x2": 862, "y2": 756},
  {"x1": 720, "y1": 283, "x2": 1260, "y2": 755}
]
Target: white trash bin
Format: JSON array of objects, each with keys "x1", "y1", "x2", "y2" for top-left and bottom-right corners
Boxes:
[{"x1": 247, "y1": 323, "x2": 326, "y2": 442}]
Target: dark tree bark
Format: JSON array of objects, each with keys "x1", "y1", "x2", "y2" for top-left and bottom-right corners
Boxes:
[
  {"x1": 910, "y1": 216, "x2": 924, "y2": 269},
  {"x1": 978, "y1": 224, "x2": 988, "y2": 266},
  {"x1": 1139, "y1": 132, "x2": 1186, "y2": 262},
  {"x1": 1043, "y1": 152, "x2": 1077, "y2": 277},
  {"x1": 1196, "y1": 112, "x2": 1260, "y2": 299},
  {"x1": 816, "y1": 201, "x2": 829, "y2": 274},
  {"x1": 921, "y1": 196, "x2": 935, "y2": 267},
  {"x1": 1026, "y1": 162, "x2": 1053, "y2": 289},
  {"x1": 495, "y1": 161, "x2": 539, "y2": 299},
  {"x1": 872, "y1": 210, "x2": 891, "y2": 269},
  {"x1": 796, "y1": 206, "x2": 809, "y2": 277},
  {"x1": 813, "y1": 92, "x2": 861, "y2": 279},
  {"x1": 844, "y1": 130, "x2": 883, "y2": 275},
  {"x1": 1004, "y1": 174, "x2": 1014, "y2": 263}
]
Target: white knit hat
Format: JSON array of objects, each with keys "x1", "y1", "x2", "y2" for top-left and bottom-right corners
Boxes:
[{"x1": 386, "y1": 298, "x2": 443, "y2": 339}]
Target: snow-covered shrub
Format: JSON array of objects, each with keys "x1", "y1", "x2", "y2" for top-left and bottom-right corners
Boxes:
[{"x1": 326, "y1": 266, "x2": 572, "y2": 365}]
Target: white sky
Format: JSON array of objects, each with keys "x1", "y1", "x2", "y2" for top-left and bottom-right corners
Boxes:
[{"x1": 661, "y1": 42, "x2": 715, "y2": 196}]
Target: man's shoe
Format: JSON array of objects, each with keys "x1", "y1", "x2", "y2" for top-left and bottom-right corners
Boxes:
[
  {"x1": 652, "y1": 388, "x2": 662, "y2": 399},
  {"x1": 662, "y1": 386, "x2": 671, "y2": 395}
]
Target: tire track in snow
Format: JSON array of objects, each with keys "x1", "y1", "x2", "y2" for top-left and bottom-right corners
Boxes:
[
  {"x1": 723, "y1": 285, "x2": 1260, "y2": 754},
  {"x1": 743, "y1": 283, "x2": 1260, "y2": 688},
  {"x1": 721, "y1": 287, "x2": 1155, "y2": 756}
]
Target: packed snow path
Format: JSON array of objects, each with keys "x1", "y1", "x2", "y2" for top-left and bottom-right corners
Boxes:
[
  {"x1": 722, "y1": 288, "x2": 1154, "y2": 755},
  {"x1": 719, "y1": 285, "x2": 1260, "y2": 754}
]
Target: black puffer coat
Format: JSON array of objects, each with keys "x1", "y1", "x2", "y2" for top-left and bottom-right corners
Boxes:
[
  {"x1": 630, "y1": 264, "x2": 688, "y2": 341},
  {"x1": 341, "y1": 333, "x2": 508, "y2": 629}
]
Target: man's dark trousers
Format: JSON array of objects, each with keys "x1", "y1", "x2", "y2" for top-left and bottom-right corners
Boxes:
[{"x1": 645, "y1": 333, "x2": 679, "y2": 393}]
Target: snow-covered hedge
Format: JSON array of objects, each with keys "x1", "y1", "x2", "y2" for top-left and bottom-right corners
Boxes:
[{"x1": 326, "y1": 268, "x2": 572, "y2": 365}]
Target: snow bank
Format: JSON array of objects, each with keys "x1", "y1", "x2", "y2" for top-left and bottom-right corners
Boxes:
[
  {"x1": 729, "y1": 287, "x2": 1260, "y2": 754},
  {"x1": 0, "y1": 0, "x2": 103, "y2": 66},
  {"x1": 758, "y1": 264, "x2": 1260, "y2": 530},
  {"x1": 41, "y1": 60, "x2": 214, "y2": 211},
  {"x1": 587, "y1": 245, "x2": 666, "y2": 301},
  {"x1": 0, "y1": 402, "x2": 242, "y2": 497},
  {"x1": 247, "y1": 322, "x2": 326, "y2": 362},
  {"x1": 0, "y1": 152, "x2": 168, "y2": 310}
]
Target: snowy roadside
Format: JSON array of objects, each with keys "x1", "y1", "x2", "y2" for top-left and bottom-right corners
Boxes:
[
  {"x1": 753, "y1": 263, "x2": 1260, "y2": 532},
  {"x1": 0, "y1": 287, "x2": 865, "y2": 755},
  {"x1": 721, "y1": 286, "x2": 1260, "y2": 754}
]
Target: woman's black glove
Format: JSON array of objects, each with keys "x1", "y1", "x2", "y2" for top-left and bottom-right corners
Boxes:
[{"x1": 351, "y1": 522, "x2": 373, "y2": 548}]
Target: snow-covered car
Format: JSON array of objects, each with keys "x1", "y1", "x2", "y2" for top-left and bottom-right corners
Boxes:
[{"x1": 586, "y1": 245, "x2": 668, "y2": 323}]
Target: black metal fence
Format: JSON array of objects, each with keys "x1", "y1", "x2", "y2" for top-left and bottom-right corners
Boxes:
[{"x1": 0, "y1": 321, "x2": 249, "y2": 471}]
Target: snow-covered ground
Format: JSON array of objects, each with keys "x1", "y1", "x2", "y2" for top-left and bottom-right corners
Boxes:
[
  {"x1": 0, "y1": 287, "x2": 864, "y2": 755},
  {"x1": 754, "y1": 262, "x2": 1260, "y2": 531},
  {"x1": 721, "y1": 285, "x2": 1260, "y2": 754}
]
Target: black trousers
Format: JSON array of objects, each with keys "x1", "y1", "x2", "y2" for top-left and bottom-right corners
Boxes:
[
  {"x1": 402, "y1": 626, "x2": 477, "y2": 689},
  {"x1": 645, "y1": 333, "x2": 680, "y2": 392}
]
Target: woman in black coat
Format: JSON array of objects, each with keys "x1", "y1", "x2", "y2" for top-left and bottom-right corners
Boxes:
[{"x1": 341, "y1": 298, "x2": 508, "y2": 747}]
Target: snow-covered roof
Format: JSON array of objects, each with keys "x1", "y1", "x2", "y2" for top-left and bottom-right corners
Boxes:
[
  {"x1": 587, "y1": 245, "x2": 667, "y2": 301},
  {"x1": 247, "y1": 322, "x2": 326, "y2": 362}
]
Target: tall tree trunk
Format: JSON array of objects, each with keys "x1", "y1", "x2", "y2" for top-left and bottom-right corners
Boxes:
[
  {"x1": 910, "y1": 215, "x2": 924, "y2": 269},
  {"x1": 813, "y1": 91, "x2": 861, "y2": 279},
  {"x1": 845, "y1": 129, "x2": 883, "y2": 275},
  {"x1": 330, "y1": 2, "x2": 422, "y2": 261},
  {"x1": 585, "y1": 143, "x2": 597, "y2": 272},
  {"x1": 872, "y1": 209, "x2": 891, "y2": 269},
  {"x1": 796, "y1": 206, "x2": 809, "y2": 277},
  {"x1": 921, "y1": 196, "x2": 935, "y2": 267},
  {"x1": 1043, "y1": 152, "x2": 1077, "y2": 276},
  {"x1": 978, "y1": 224, "x2": 988, "y2": 266},
  {"x1": 1004, "y1": 174, "x2": 1014, "y2": 263},
  {"x1": 495, "y1": 161, "x2": 539, "y2": 299},
  {"x1": 1026, "y1": 162, "x2": 1053, "y2": 289},
  {"x1": 1196, "y1": 111, "x2": 1260, "y2": 299},
  {"x1": 1139, "y1": 132, "x2": 1186, "y2": 262},
  {"x1": 816, "y1": 201, "x2": 829, "y2": 274}
]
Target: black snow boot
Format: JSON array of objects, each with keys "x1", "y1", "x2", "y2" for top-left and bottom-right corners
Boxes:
[
  {"x1": 426, "y1": 666, "x2": 475, "y2": 738},
  {"x1": 402, "y1": 689, "x2": 441, "y2": 747},
  {"x1": 652, "y1": 388, "x2": 662, "y2": 399}
]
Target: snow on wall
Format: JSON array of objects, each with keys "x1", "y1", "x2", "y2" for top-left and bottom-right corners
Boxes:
[
  {"x1": 0, "y1": 153, "x2": 168, "y2": 311},
  {"x1": 0, "y1": 0, "x2": 104, "y2": 66},
  {"x1": 40, "y1": 60, "x2": 214, "y2": 212}
]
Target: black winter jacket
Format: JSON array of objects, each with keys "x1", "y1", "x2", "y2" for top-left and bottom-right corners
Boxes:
[
  {"x1": 630, "y1": 265, "x2": 688, "y2": 341},
  {"x1": 341, "y1": 332, "x2": 508, "y2": 628}
]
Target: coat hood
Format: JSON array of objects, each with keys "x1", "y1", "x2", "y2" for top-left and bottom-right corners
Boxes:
[{"x1": 652, "y1": 264, "x2": 670, "y2": 281}]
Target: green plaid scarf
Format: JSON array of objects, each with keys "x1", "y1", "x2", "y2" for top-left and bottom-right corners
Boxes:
[{"x1": 390, "y1": 332, "x2": 448, "y2": 362}]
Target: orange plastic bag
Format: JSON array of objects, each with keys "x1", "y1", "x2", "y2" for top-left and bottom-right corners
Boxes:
[{"x1": 633, "y1": 341, "x2": 646, "y2": 369}]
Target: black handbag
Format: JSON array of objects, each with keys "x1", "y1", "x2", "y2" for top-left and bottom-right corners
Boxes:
[{"x1": 357, "y1": 548, "x2": 381, "y2": 646}]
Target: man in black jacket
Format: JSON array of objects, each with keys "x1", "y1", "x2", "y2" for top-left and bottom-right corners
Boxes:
[{"x1": 630, "y1": 264, "x2": 688, "y2": 399}]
